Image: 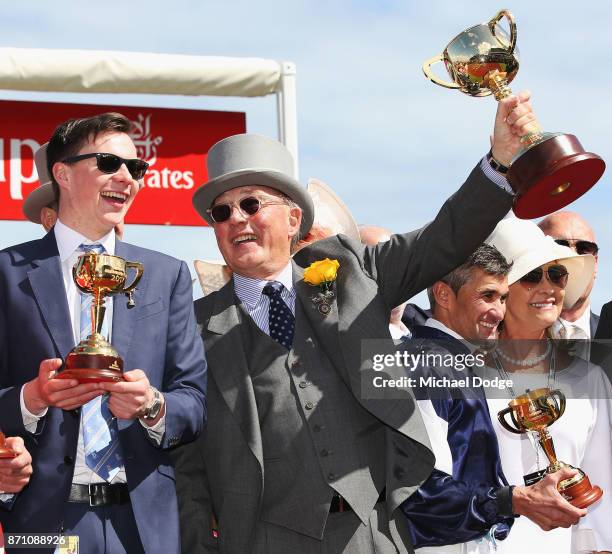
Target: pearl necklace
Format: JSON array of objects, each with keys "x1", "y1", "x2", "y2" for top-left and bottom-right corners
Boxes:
[{"x1": 495, "y1": 339, "x2": 552, "y2": 367}]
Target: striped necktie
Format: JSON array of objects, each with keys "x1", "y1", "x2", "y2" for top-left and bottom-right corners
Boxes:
[{"x1": 78, "y1": 243, "x2": 124, "y2": 482}]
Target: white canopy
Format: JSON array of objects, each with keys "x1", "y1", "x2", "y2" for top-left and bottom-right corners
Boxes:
[
  {"x1": 0, "y1": 47, "x2": 298, "y2": 173},
  {"x1": 0, "y1": 47, "x2": 281, "y2": 96}
]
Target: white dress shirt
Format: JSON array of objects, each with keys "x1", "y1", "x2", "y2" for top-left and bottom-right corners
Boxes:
[
  {"x1": 232, "y1": 261, "x2": 296, "y2": 331},
  {"x1": 560, "y1": 304, "x2": 592, "y2": 339}
]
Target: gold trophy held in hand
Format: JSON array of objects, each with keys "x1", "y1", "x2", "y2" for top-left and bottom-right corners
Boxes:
[
  {"x1": 422, "y1": 10, "x2": 605, "y2": 219},
  {"x1": 56, "y1": 252, "x2": 143, "y2": 383},
  {"x1": 498, "y1": 388, "x2": 603, "y2": 508}
]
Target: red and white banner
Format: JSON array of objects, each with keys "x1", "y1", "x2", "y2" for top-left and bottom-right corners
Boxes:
[{"x1": 0, "y1": 100, "x2": 246, "y2": 226}]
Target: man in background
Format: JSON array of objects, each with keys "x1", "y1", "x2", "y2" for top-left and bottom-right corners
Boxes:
[{"x1": 538, "y1": 211, "x2": 599, "y2": 337}]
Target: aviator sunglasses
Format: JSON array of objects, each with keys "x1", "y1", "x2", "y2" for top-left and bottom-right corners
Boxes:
[
  {"x1": 519, "y1": 264, "x2": 569, "y2": 289},
  {"x1": 554, "y1": 238, "x2": 599, "y2": 256},
  {"x1": 207, "y1": 196, "x2": 289, "y2": 223},
  {"x1": 62, "y1": 153, "x2": 149, "y2": 180}
]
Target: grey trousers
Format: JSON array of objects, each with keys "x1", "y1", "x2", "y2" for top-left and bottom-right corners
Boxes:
[{"x1": 251, "y1": 504, "x2": 399, "y2": 554}]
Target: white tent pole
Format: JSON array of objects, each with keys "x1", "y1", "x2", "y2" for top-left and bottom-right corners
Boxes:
[{"x1": 276, "y1": 61, "x2": 299, "y2": 178}]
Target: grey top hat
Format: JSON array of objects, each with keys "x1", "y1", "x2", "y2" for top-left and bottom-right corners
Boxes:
[
  {"x1": 22, "y1": 142, "x2": 56, "y2": 224},
  {"x1": 192, "y1": 134, "x2": 314, "y2": 236}
]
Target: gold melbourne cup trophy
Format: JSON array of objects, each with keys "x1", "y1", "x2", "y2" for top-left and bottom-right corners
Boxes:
[
  {"x1": 56, "y1": 252, "x2": 144, "y2": 383},
  {"x1": 422, "y1": 10, "x2": 605, "y2": 219},
  {"x1": 498, "y1": 387, "x2": 603, "y2": 508},
  {"x1": 0, "y1": 431, "x2": 17, "y2": 458}
]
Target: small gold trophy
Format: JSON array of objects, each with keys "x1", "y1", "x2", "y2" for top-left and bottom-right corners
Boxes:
[
  {"x1": 422, "y1": 10, "x2": 605, "y2": 219},
  {"x1": 0, "y1": 431, "x2": 17, "y2": 458},
  {"x1": 56, "y1": 252, "x2": 143, "y2": 383},
  {"x1": 498, "y1": 388, "x2": 603, "y2": 508}
]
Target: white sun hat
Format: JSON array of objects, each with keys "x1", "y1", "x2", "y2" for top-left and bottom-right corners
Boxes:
[
  {"x1": 306, "y1": 177, "x2": 360, "y2": 242},
  {"x1": 486, "y1": 218, "x2": 595, "y2": 308}
]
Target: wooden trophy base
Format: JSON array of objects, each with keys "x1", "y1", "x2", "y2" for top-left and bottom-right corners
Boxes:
[
  {"x1": 57, "y1": 367, "x2": 124, "y2": 383},
  {"x1": 57, "y1": 334, "x2": 125, "y2": 383},
  {"x1": 57, "y1": 354, "x2": 124, "y2": 383},
  {"x1": 508, "y1": 133, "x2": 605, "y2": 219},
  {"x1": 559, "y1": 471, "x2": 604, "y2": 509}
]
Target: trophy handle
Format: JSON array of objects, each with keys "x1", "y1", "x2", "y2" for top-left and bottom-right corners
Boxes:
[
  {"x1": 489, "y1": 10, "x2": 517, "y2": 54},
  {"x1": 123, "y1": 262, "x2": 144, "y2": 294},
  {"x1": 498, "y1": 407, "x2": 524, "y2": 434},
  {"x1": 422, "y1": 54, "x2": 461, "y2": 89},
  {"x1": 548, "y1": 389, "x2": 567, "y2": 419}
]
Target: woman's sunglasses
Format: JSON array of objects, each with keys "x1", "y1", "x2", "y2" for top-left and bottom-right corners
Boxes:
[
  {"x1": 207, "y1": 196, "x2": 288, "y2": 223},
  {"x1": 519, "y1": 264, "x2": 569, "y2": 288},
  {"x1": 62, "y1": 153, "x2": 149, "y2": 180},
  {"x1": 554, "y1": 238, "x2": 599, "y2": 256}
]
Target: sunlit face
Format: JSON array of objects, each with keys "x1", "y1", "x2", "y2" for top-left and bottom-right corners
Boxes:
[
  {"x1": 446, "y1": 269, "x2": 509, "y2": 342},
  {"x1": 505, "y1": 261, "x2": 566, "y2": 336},
  {"x1": 211, "y1": 185, "x2": 301, "y2": 279},
  {"x1": 55, "y1": 131, "x2": 140, "y2": 240}
]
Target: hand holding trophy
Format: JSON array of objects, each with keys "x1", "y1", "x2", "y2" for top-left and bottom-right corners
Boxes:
[
  {"x1": 423, "y1": 10, "x2": 605, "y2": 218},
  {"x1": 56, "y1": 252, "x2": 143, "y2": 383},
  {"x1": 498, "y1": 388, "x2": 603, "y2": 508}
]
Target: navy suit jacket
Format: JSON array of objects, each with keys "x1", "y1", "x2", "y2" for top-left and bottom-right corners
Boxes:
[{"x1": 0, "y1": 229, "x2": 207, "y2": 554}]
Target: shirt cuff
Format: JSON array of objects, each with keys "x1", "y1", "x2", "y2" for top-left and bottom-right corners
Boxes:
[
  {"x1": 138, "y1": 413, "x2": 166, "y2": 445},
  {"x1": 480, "y1": 156, "x2": 514, "y2": 195},
  {"x1": 0, "y1": 493, "x2": 15, "y2": 504},
  {"x1": 20, "y1": 385, "x2": 48, "y2": 433},
  {"x1": 496, "y1": 485, "x2": 515, "y2": 518}
]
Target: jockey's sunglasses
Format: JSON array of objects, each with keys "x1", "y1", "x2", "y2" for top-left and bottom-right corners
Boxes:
[
  {"x1": 62, "y1": 153, "x2": 149, "y2": 181},
  {"x1": 519, "y1": 264, "x2": 569, "y2": 289},
  {"x1": 208, "y1": 196, "x2": 288, "y2": 223},
  {"x1": 554, "y1": 238, "x2": 599, "y2": 256}
]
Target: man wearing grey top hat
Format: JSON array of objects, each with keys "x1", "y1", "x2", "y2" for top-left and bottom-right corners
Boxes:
[{"x1": 173, "y1": 91, "x2": 538, "y2": 553}]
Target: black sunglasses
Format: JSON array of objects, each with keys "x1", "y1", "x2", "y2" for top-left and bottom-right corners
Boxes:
[
  {"x1": 62, "y1": 153, "x2": 149, "y2": 180},
  {"x1": 554, "y1": 238, "x2": 599, "y2": 256},
  {"x1": 207, "y1": 196, "x2": 288, "y2": 223},
  {"x1": 519, "y1": 264, "x2": 569, "y2": 288}
]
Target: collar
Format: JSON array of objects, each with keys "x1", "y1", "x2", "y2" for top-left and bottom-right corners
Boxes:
[
  {"x1": 233, "y1": 261, "x2": 294, "y2": 308},
  {"x1": 54, "y1": 219, "x2": 116, "y2": 262},
  {"x1": 424, "y1": 317, "x2": 479, "y2": 352},
  {"x1": 560, "y1": 304, "x2": 591, "y2": 338}
]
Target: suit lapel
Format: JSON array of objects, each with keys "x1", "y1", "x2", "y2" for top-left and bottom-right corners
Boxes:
[
  {"x1": 207, "y1": 282, "x2": 263, "y2": 467},
  {"x1": 27, "y1": 231, "x2": 74, "y2": 358},
  {"x1": 293, "y1": 263, "x2": 348, "y2": 380}
]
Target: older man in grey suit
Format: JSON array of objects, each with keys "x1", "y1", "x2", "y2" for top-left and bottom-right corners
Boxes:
[{"x1": 172, "y1": 91, "x2": 537, "y2": 553}]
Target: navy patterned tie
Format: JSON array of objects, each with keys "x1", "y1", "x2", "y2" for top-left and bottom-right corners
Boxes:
[{"x1": 262, "y1": 281, "x2": 295, "y2": 349}]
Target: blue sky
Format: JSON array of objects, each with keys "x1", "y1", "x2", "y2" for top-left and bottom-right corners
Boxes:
[{"x1": 0, "y1": 0, "x2": 610, "y2": 309}]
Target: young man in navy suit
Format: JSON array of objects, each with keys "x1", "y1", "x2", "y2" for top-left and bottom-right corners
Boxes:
[{"x1": 0, "y1": 113, "x2": 207, "y2": 553}]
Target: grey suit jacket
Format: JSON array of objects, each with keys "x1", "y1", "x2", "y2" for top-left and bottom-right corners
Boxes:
[{"x1": 172, "y1": 163, "x2": 514, "y2": 553}]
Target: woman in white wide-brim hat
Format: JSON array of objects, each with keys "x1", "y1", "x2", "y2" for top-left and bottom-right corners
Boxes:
[{"x1": 484, "y1": 218, "x2": 612, "y2": 554}]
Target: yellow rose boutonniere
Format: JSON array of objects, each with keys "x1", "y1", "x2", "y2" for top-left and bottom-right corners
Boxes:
[{"x1": 303, "y1": 258, "x2": 339, "y2": 315}]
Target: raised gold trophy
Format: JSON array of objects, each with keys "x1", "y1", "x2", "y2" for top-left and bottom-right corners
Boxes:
[
  {"x1": 57, "y1": 252, "x2": 143, "y2": 383},
  {"x1": 0, "y1": 431, "x2": 17, "y2": 458},
  {"x1": 423, "y1": 10, "x2": 605, "y2": 219},
  {"x1": 498, "y1": 388, "x2": 603, "y2": 508}
]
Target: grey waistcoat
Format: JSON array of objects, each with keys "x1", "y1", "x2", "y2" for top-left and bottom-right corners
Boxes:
[{"x1": 240, "y1": 298, "x2": 385, "y2": 539}]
